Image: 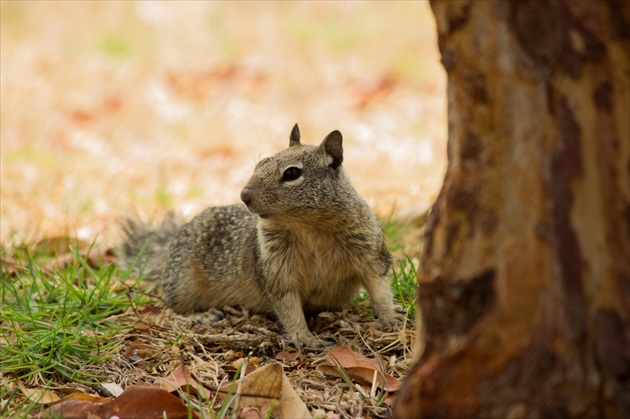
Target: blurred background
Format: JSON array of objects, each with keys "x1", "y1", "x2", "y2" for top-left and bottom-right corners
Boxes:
[{"x1": 0, "y1": 1, "x2": 446, "y2": 246}]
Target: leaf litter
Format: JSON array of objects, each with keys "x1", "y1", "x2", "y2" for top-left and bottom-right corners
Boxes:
[
  {"x1": 317, "y1": 346, "x2": 403, "y2": 393},
  {"x1": 33, "y1": 385, "x2": 195, "y2": 419},
  {"x1": 7, "y1": 246, "x2": 417, "y2": 418}
]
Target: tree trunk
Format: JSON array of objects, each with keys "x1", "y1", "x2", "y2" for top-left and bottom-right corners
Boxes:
[{"x1": 394, "y1": 1, "x2": 629, "y2": 417}]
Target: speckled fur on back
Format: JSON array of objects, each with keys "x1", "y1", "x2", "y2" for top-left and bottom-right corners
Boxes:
[{"x1": 119, "y1": 124, "x2": 402, "y2": 347}]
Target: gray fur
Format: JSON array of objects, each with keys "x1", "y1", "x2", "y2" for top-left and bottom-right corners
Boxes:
[{"x1": 119, "y1": 125, "x2": 402, "y2": 347}]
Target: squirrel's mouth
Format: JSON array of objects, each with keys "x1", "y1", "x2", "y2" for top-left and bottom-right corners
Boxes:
[{"x1": 244, "y1": 205, "x2": 272, "y2": 219}]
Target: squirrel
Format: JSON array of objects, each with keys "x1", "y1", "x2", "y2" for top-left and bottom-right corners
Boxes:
[{"x1": 119, "y1": 124, "x2": 402, "y2": 347}]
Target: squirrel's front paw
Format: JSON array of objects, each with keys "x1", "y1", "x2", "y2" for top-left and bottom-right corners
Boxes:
[
  {"x1": 377, "y1": 304, "x2": 405, "y2": 325},
  {"x1": 287, "y1": 330, "x2": 333, "y2": 349}
]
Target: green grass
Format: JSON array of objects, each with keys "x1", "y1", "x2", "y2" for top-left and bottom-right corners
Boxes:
[
  {"x1": 0, "y1": 239, "x2": 153, "y2": 415},
  {"x1": 353, "y1": 216, "x2": 419, "y2": 320},
  {"x1": 384, "y1": 214, "x2": 419, "y2": 319},
  {"x1": 391, "y1": 254, "x2": 418, "y2": 319}
]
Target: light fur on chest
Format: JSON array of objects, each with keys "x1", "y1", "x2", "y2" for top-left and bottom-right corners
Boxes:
[{"x1": 259, "y1": 223, "x2": 365, "y2": 311}]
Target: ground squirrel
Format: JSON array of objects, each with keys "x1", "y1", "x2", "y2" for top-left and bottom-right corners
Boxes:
[{"x1": 119, "y1": 124, "x2": 402, "y2": 347}]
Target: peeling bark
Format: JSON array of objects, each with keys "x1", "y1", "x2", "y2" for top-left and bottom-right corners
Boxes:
[{"x1": 395, "y1": 1, "x2": 630, "y2": 417}]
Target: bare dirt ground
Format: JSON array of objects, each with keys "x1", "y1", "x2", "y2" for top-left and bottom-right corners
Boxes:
[
  {"x1": 1, "y1": 2, "x2": 446, "y2": 417},
  {"x1": 1, "y1": 1, "x2": 446, "y2": 246}
]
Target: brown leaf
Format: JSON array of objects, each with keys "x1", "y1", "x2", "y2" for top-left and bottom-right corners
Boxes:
[
  {"x1": 33, "y1": 384, "x2": 197, "y2": 419},
  {"x1": 49, "y1": 392, "x2": 110, "y2": 406},
  {"x1": 224, "y1": 361, "x2": 258, "y2": 376},
  {"x1": 275, "y1": 351, "x2": 300, "y2": 362},
  {"x1": 16, "y1": 379, "x2": 60, "y2": 405},
  {"x1": 124, "y1": 339, "x2": 160, "y2": 362},
  {"x1": 99, "y1": 382, "x2": 124, "y2": 397},
  {"x1": 157, "y1": 364, "x2": 209, "y2": 399},
  {"x1": 239, "y1": 406, "x2": 263, "y2": 418},
  {"x1": 238, "y1": 363, "x2": 311, "y2": 418},
  {"x1": 56, "y1": 387, "x2": 84, "y2": 396},
  {"x1": 325, "y1": 346, "x2": 381, "y2": 370},
  {"x1": 385, "y1": 393, "x2": 397, "y2": 406},
  {"x1": 0, "y1": 256, "x2": 23, "y2": 276},
  {"x1": 316, "y1": 364, "x2": 342, "y2": 378},
  {"x1": 320, "y1": 346, "x2": 403, "y2": 392}
]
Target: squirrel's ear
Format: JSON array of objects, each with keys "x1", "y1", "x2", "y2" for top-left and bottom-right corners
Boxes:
[
  {"x1": 320, "y1": 130, "x2": 343, "y2": 169},
  {"x1": 289, "y1": 123, "x2": 301, "y2": 147}
]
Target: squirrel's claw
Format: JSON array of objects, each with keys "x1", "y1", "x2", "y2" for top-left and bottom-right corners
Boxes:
[
  {"x1": 378, "y1": 304, "x2": 405, "y2": 325},
  {"x1": 287, "y1": 331, "x2": 333, "y2": 349}
]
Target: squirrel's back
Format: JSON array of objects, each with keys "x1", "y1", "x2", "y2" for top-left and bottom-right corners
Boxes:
[{"x1": 120, "y1": 204, "x2": 267, "y2": 313}]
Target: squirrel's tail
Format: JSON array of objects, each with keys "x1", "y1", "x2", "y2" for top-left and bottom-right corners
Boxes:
[{"x1": 117, "y1": 213, "x2": 181, "y2": 279}]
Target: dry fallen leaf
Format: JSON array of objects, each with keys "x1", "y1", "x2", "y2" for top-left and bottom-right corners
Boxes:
[
  {"x1": 16, "y1": 379, "x2": 60, "y2": 405},
  {"x1": 326, "y1": 346, "x2": 380, "y2": 370},
  {"x1": 99, "y1": 382, "x2": 124, "y2": 397},
  {"x1": 0, "y1": 256, "x2": 24, "y2": 276},
  {"x1": 33, "y1": 384, "x2": 197, "y2": 419},
  {"x1": 157, "y1": 363, "x2": 209, "y2": 399},
  {"x1": 275, "y1": 351, "x2": 301, "y2": 362},
  {"x1": 49, "y1": 392, "x2": 110, "y2": 406},
  {"x1": 238, "y1": 363, "x2": 311, "y2": 418},
  {"x1": 239, "y1": 406, "x2": 263, "y2": 419},
  {"x1": 318, "y1": 346, "x2": 402, "y2": 392},
  {"x1": 124, "y1": 339, "x2": 160, "y2": 362},
  {"x1": 226, "y1": 358, "x2": 258, "y2": 375},
  {"x1": 385, "y1": 393, "x2": 397, "y2": 407},
  {"x1": 56, "y1": 387, "x2": 84, "y2": 396}
]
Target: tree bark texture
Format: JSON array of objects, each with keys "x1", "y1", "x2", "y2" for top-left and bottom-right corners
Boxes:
[{"x1": 394, "y1": 1, "x2": 629, "y2": 418}]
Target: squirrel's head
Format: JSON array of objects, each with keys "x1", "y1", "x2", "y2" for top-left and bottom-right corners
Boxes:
[{"x1": 240, "y1": 124, "x2": 351, "y2": 221}]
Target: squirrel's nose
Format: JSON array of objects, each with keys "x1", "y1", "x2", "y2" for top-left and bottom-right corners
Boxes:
[{"x1": 240, "y1": 189, "x2": 252, "y2": 206}]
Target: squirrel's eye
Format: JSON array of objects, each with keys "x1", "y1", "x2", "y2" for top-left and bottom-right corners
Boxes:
[{"x1": 281, "y1": 166, "x2": 302, "y2": 182}]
